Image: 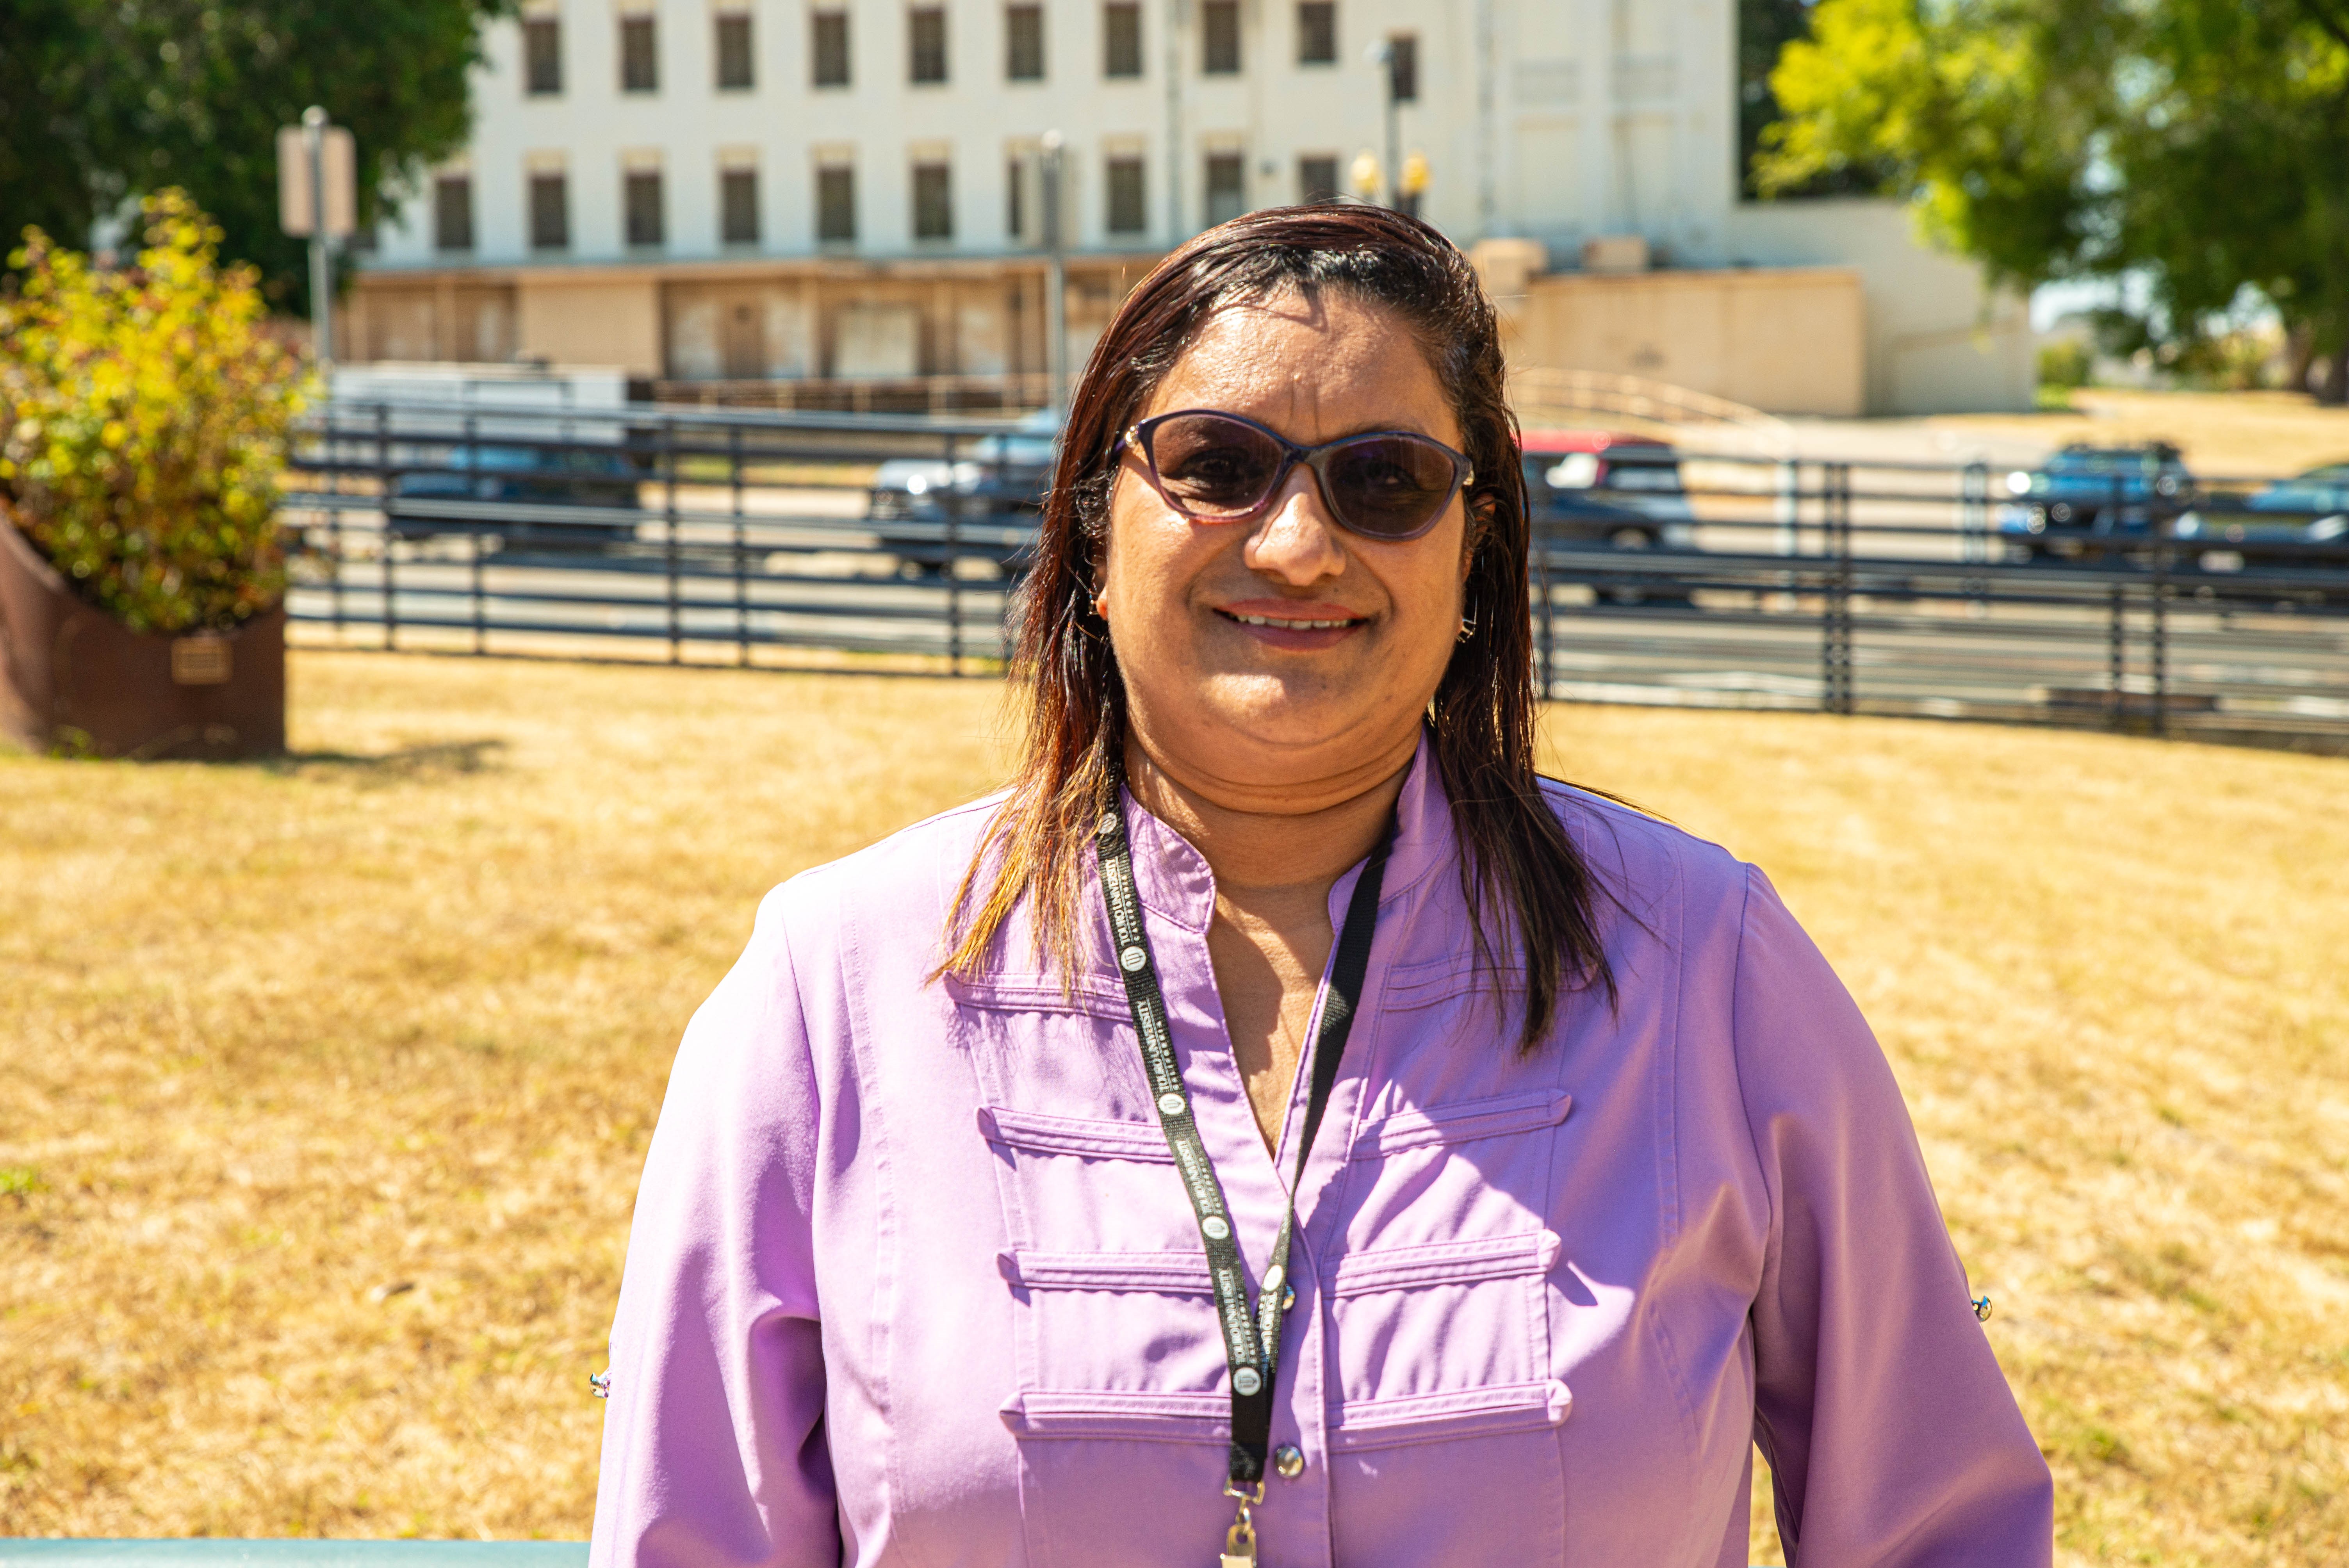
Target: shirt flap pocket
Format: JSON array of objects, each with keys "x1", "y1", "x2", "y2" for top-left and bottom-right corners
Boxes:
[
  {"x1": 1351, "y1": 1089, "x2": 1572, "y2": 1157},
  {"x1": 1330, "y1": 1379, "x2": 1572, "y2": 1452},
  {"x1": 977, "y1": 1105, "x2": 1176, "y2": 1163},
  {"x1": 1330, "y1": 1230, "x2": 1559, "y2": 1296},
  {"x1": 945, "y1": 970, "x2": 1132, "y2": 1019},
  {"x1": 998, "y1": 1388, "x2": 1229, "y2": 1443},
  {"x1": 1000, "y1": 1249, "x2": 1212, "y2": 1295}
]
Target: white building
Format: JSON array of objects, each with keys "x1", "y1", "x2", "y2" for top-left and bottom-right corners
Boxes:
[{"x1": 348, "y1": 0, "x2": 2033, "y2": 414}]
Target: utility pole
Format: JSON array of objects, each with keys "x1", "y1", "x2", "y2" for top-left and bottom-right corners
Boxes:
[{"x1": 1040, "y1": 132, "x2": 1069, "y2": 413}]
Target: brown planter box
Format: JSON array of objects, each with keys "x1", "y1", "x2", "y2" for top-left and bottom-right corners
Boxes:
[{"x1": 0, "y1": 510, "x2": 286, "y2": 760}]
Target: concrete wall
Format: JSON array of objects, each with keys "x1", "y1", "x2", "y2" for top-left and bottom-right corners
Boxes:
[
  {"x1": 514, "y1": 272, "x2": 664, "y2": 376},
  {"x1": 1725, "y1": 198, "x2": 2035, "y2": 415},
  {"x1": 1502, "y1": 265, "x2": 1866, "y2": 416}
]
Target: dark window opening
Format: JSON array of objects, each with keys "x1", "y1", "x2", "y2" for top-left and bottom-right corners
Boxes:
[
  {"x1": 1007, "y1": 4, "x2": 1045, "y2": 79},
  {"x1": 721, "y1": 168, "x2": 760, "y2": 244},
  {"x1": 620, "y1": 15, "x2": 658, "y2": 93},
  {"x1": 909, "y1": 6, "x2": 948, "y2": 82},
  {"x1": 813, "y1": 11, "x2": 851, "y2": 85},
  {"x1": 913, "y1": 162, "x2": 954, "y2": 239},
  {"x1": 817, "y1": 166, "x2": 857, "y2": 241},
  {"x1": 1007, "y1": 157, "x2": 1027, "y2": 239},
  {"x1": 1386, "y1": 33, "x2": 1416, "y2": 101},
  {"x1": 1299, "y1": 155, "x2": 1340, "y2": 203},
  {"x1": 715, "y1": 13, "x2": 754, "y2": 89},
  {"x1": 524, "y1": 18, "x2": 562, "y2": 94},
  {"x1": 434, "y1": 175, "x2": 474, "y2": 251},
  {"x1": 1103, "y1": 2, "x2": 1142, "y2": 76},
  {"x1": 1202, "y1": 0, "x2": 1240, "y2": 73},
  {"x1": 626, "y1": 169, "x2": 664, "y2": 247},
  {"x1": 1106, "y1": 155, "x2": 1146, "y2": 233},
  {"x1": 529, "y1": 172, "x2": 569, "y2": 249},
  {"x1": 1297, "y1": 2, "x2": 1335, "y2": 64},
  {"x1": 1205, "y1": 151, "x2": 1244, "y2": 226}
]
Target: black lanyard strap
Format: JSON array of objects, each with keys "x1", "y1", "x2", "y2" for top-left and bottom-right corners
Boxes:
[{"x1": 1095, "y1": 783, "x2": 1392, "y2": 1489}]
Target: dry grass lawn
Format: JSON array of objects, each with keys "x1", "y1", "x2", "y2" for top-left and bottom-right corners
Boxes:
[{"x1": 2, "y1": 650, "x2": 2345, "y2": 1564}]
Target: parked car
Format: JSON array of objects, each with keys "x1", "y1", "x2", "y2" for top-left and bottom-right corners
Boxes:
[
  {"x1": 384, "y1": 439, "x2": 643, "y2": 551},
  {"x1": 2174, "y1": 463, "x2": 2349, "y2": 595},
  {"x1": 1520, "y1": 431, "x2": 1697, "y2": 604},
  {"x1": 1996, "y1": 443, "x2": 2192, "y2": 561},
  {"x1": 868, "y1": 408, "x2": 1060, "y2": 577}
]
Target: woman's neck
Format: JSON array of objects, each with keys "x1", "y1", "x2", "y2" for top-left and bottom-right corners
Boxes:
[{"x1": 1121, "y1": 725, "x2": 1419, "y2": 896}]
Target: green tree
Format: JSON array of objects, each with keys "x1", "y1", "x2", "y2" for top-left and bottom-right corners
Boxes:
[
  {"x1": 0, "y1": 1, "x2": 509, "y2": 318},
  {"x1": 1740, "y1": 0, "x2": 1890, "y2": 197},
  {"x1": 1757, "y1": 0, "x2": 2349, "y2": 401}
]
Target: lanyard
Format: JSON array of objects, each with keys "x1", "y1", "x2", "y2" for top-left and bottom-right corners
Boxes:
[{"x1": 1095, "y1": 785, "x2": 1392, "y2": 1565}]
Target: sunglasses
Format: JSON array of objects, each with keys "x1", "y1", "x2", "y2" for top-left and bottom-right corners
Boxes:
[{"x1": 1117, "y1": 409, "x2": 1474, "y2": 542}]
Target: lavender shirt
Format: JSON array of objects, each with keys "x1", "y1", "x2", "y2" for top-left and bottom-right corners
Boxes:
[{"x1": 591, "y1": 735, "x2": 2052, "y2": 1566}]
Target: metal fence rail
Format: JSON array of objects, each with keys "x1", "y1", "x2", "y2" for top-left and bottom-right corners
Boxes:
[{"x1": 281, "y1": 401, "x2": 2349, "y2": 749}]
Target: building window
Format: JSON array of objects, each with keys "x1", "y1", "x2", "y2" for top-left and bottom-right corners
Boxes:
[
  {"x1": 721, "y1": 167, "x2": 760, "y2": 244},
  {"x1": 817, "y1": 166, "x2": 857, "y2": 241},
  {"x1": 1202, "y1": 0, "x2": 1240, "y2": 73},
  {"x1": 812, "y1": 11, "x2": 850, "y2": 85},
  {"x1": 1103, "y1": 2, "x2": 1142, "y2": 76},
  {"x1": 1299, "y1": 155, "x2": 1340, "y2": 203},
  {"x1": 1006, "y1": 3, "x2": 1044, "y2": 80},
  {"x1": 1106, "y1": 155, "x2": 1146, "y2": 234},
  {"x1": 626, "y1": 167, "x2": 665, "y2": 247},
  {"x1": 1386, "y1": 33, "x2": 1417, "y2": 101},
  {"x1": 524, "y1": 17, "x2": 562, "y2": 94},
  {"x1": 1006, "y1": 157, "x2": 1027, "y2": 239},
  {"x1": 433, "y1": 175, "x2": 474, "y2": 251},
  {"x1": 715, "y1": 12, "x2": 754, "y2": 89},
  {"x1": 620, "y1": 15, "x2": 658, "y2": 93},
  {"x1": 1297, "y1": 2, "x2": 1336, "y2": 64},
  {"x1": 909, "y1": 6, "x2": 948, "y2": 82},
  {"x1": 1205, "y1": 152, "x2": 1244, "y2": 226},
  {"x1": 913, "y1": 161, "x2": 954, "y2": 239},
  {"x1": 529, "y1": 171, "x2": 569, "y2": 249}
]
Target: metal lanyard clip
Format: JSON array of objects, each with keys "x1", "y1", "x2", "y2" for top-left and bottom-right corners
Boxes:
[{"x1": 1219, "y1": 1485, "x2": 1262, "y2": 1567}]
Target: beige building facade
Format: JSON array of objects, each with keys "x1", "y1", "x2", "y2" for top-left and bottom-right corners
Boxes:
[{"x1": 349, "y1": 0, "x2": 2034, "y2": 415}]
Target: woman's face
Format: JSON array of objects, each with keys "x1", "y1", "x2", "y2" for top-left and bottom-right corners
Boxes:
[{"x1": 1098, "y1": 288, "x2": 1471, "y2": 800}]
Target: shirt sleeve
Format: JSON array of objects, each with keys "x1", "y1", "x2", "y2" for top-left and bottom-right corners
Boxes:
[
  {"x1": 1733, "y1": 864, "x2": 2053, "y2": 1566},
  {"x1": 591, "y1": 884, "x2": 842, "y2": 1568}
]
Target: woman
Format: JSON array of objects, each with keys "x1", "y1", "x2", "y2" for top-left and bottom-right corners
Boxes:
[{"x1": 590, "y1": 207, "x2": 2052, "y2": 1567}]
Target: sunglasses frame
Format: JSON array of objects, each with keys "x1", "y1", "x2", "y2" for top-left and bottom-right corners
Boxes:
[{"x1": 1117, "y1": 408, "x2": 1475, "y2": 543}]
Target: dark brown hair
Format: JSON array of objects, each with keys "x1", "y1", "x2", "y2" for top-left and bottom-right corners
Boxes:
[{"x1": 940, "y1": 203, "x2": 1615, "y2": 1049}]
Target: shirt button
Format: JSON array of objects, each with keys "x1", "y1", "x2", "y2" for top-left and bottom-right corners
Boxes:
[{"x1": 1273, "y1": 1445, "x2": 1306, "y2": 1479}]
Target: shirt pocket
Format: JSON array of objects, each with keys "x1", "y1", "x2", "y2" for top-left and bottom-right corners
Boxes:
[{"x1": 1326, "y1": 1229, "x2": 1562, "y2": 1425}]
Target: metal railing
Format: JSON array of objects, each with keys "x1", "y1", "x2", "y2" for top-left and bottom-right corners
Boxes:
[{"x1": 279, "y1": 402, "x2": 2349, "y2": 748}]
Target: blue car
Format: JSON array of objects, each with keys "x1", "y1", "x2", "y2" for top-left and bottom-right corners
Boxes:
[
  {"x1": 1997, "y1": 443, "x2": 2191, "y2": 562},
  {"x1": 385, "y1": 439, "x2": 643, "y2": 551},
  {"x1": 2175, "y1": 462, "x2": 2349, "y2": 581}
]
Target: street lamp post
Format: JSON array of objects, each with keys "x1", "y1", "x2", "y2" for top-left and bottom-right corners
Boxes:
[
  {"x1": 303, "y1": 107, "x2": 334, "y2": 366},
  {"x1": 1372, "y1": 41, "x2": 1401, "y2": 209}
]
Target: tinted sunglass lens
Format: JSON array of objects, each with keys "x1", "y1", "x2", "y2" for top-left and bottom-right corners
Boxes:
[
  {"x1": 1326, "y1": 437, "x2": 1460, "y2": 537},
  {"x1": 1146, "y1": 414, "x2": 1284, "y2": 516}
]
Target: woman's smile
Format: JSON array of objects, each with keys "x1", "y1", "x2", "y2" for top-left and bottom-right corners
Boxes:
[{"x1": 1212, "y1": 597, "x2": 1372, "y2": 649}]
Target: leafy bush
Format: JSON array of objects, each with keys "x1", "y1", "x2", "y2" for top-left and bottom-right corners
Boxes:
[
  {"x1": 0, "y1": 190, "x2": 311, "y2": 634},
  {"x1": 2038, "y1": 337, "x2": 2094, "y2": 393}
]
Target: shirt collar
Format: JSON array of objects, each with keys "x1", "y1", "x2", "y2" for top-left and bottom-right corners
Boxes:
[{"x1": 1117, "y1": 726, "x2": 1456, "y2": 937}]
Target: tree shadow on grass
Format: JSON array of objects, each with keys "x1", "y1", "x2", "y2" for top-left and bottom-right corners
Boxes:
[{"x1": 262, "y1": 738, "x2": 510, "y2": 782}]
